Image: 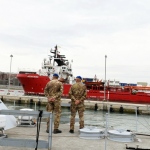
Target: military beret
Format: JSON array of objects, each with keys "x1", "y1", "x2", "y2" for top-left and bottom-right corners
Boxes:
[
  {"x1": 53, "y1": 73, "x2": 59, "y2": 77},
  {"x1": 76, "y1": 76, "x2": 82, "y2": 80}
]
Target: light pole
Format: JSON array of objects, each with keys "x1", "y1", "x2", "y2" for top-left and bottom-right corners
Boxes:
[
  {"x1": 8, "y1": 54, "x2": 13, "y2": 94},
  {"x1": 104, "y1": 55, "x2": 107, "y2": 101}
]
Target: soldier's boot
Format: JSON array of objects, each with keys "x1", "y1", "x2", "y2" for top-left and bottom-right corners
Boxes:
[
  {"x1": 80, "y1": 126, "x2": 84, "y2": 129},
  {"x1": 46, "y1": 129, "x2": 49, "y2": 133},
  {"x1": 53, "y1": 129, "x2": 62, "y2": 134},
  {"x1": 69, "y1": 129, "x2": 74, "y2": 133},
  {"x1": 80, "y1": 123, "x2": 84, "y2": 129}
]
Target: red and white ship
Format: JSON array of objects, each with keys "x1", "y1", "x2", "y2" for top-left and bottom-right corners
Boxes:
[{"x1": 17, "y1": 45, "x2": 150, "y2": 104}]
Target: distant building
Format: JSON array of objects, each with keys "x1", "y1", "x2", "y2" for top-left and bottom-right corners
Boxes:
[{"x1": 0, "y1": 71, "x2": 21, "y2": 86}]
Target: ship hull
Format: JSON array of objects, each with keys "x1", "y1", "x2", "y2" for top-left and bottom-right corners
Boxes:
[
  {"x1": 17, "y1": 74, "x2": 150, "y2": 104},
  {"x1": 17, "y1": 73, "x2": 71, "y2": 96},
  {"x1": 17, "y1": 73, "x2": 50, "y2": 95},
  {"x1": 87, "y1": 90, "x2": 150, "y2": 104},
  {"x1": 17, "y1": 73, "x2": 150, "y2": 104}
]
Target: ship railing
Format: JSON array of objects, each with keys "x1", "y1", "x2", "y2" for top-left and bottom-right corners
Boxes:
[
  {"x1": 0, "y1": 109, "x2": 53, "y2": 149},
  {"x1": 8, "y1": 101, "x2": 150, "y2": 135},
  {"x1": 18, "y1": 68, "x2": 37, "y2": 72},
  {"x1": 58, "y1": 105, "x2": 150, "y2": 136},
  {"x1": 39, "y1": 71, "x2": 48, "y2": 76},
  {"x1": 2, "y1": 99, "x2": 150, "y2": 149},
  {"x1": 82, "y1": 105, "x2": 150, "y2": 135}
]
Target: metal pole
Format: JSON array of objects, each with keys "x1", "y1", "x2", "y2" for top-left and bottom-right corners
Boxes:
[
  {"x1": 8, "y1": 54, "x2": 13, "y2": 94},
  {"x1": 14, "y1": 101, "x2": 16, "y2": 109},
  {"x1": 104, "y1": 55, "x2": 107, "y2": 101},
  {"x1": 103, "y1": 55, "x2": 107, "y2": 111},
  {"x1": 48, "y1": 113, "x2": 53, "y2": 150},
  {"x1": 135, "y1": 107, "x2": 138, "y2": 132},
  {"x1": 104, "y1": 113, "x2": 108, "y2": 150},
  {"x1": 107, "y1": 104, "x2": 110, "y2": 128},
  {"x1": 35, "y1": 102, "x2": 36, "y2": 110}
]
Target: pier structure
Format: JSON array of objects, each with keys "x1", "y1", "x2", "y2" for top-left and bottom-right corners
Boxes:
[{"x1": 1, "y1": 94, "x2": 150, "y2": 114}]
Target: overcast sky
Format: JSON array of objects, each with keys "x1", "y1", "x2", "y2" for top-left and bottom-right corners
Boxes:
[{"x1": 0, "y1": 0, "x2": 150, "y2": 84}]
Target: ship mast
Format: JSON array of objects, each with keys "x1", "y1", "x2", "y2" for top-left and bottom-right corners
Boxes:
[
  {"x1": 50, "y1": 45, "x2": 68, "y2": 66},
  {"x1": 50, "y1": 45, "x2": 58, "y2": 66}
]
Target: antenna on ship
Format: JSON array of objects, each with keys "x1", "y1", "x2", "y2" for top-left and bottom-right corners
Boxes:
[
  {"x1": 70, "y1": 59, "x2": 73, "y2": 68},
  {"x1": 50, "y1": 45, "x2": 58, "y2": 66},
  {"x1": 50, "y1": 45, "x2": 58, "y2": 57},
  {"x1": 55, "y1": 45, "x2": 57, "y2": 56},
  {"x1": 49, "y1": 55, "x2": 52, "y2": 64},
  {"x1": 94, "y1": 74, "x2": 97, "y2": 82}
]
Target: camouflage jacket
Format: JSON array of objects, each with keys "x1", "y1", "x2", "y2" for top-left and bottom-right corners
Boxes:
[
  {"x1": 69, "y1": 82, "x2": 87, "y2": 103},
  {"x1": 44, "y1": 79, "x2": 63, "y2": 100}
]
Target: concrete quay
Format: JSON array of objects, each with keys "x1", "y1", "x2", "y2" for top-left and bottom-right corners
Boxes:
[
  {"x1": 1, "y1": 95, "x2": 150, "y2": 114},
  {"x1": 1, "y1": 123, "x2": 150, "y2": 150}
]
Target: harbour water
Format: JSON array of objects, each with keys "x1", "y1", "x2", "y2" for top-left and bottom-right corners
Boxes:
[{"x1": 4, "y1": 101, "x2": 150, "y2": 135}]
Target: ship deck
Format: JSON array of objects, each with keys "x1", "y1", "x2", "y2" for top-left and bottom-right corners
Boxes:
[{"x1": 1, "y1": 123, "x2": 150, "y2": 150}]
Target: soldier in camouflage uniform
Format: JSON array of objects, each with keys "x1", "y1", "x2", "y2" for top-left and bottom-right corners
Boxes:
[
  {"x1": 44, "y1": 73, "x2": 63, "y2": 134},
  {"x1": 69, "y1": 76, "x2": 87, "y2": 133}
]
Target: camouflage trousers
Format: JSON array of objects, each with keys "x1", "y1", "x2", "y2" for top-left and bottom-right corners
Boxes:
[
  {"x1": 46, "y1": 100, "x2": 61, "y2": 130},
  {"x1": 70, "y1": 103, "x2": 85, "y2": 130}
]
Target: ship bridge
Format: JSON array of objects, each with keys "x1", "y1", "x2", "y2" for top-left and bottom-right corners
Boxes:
[{"x1": 54, "y1": 58, "x2": 67, "y2": 66}]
